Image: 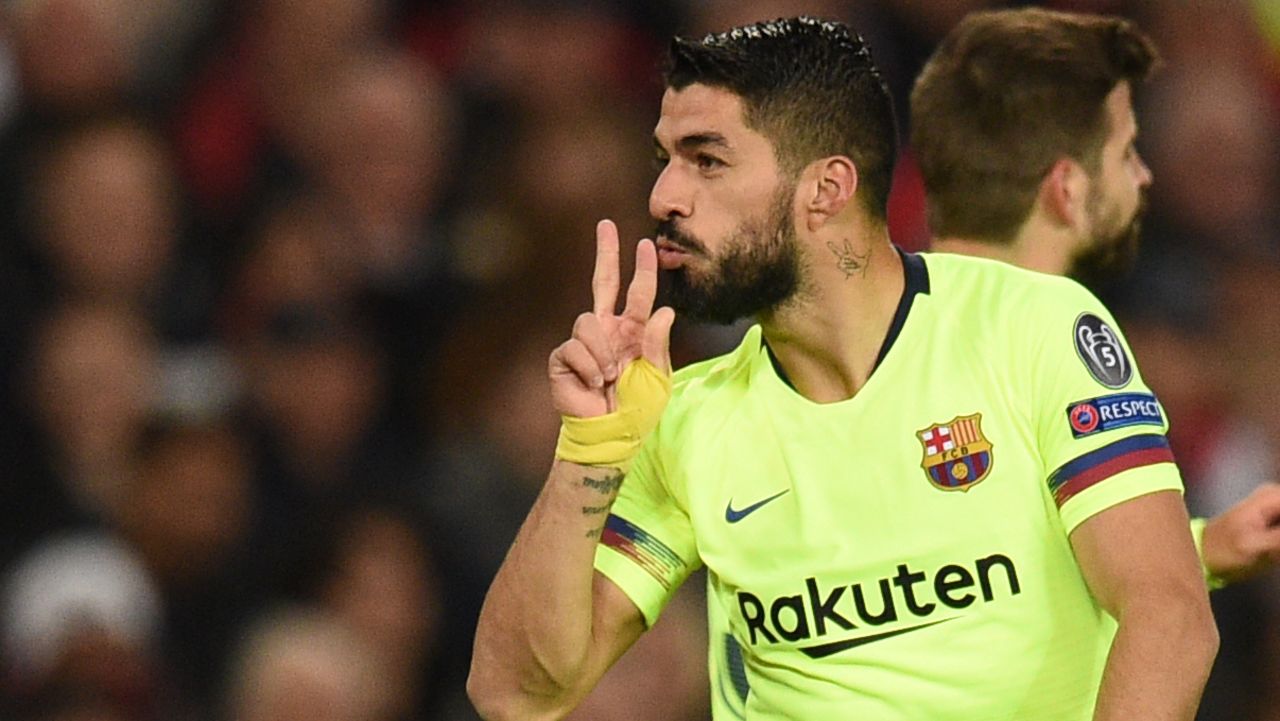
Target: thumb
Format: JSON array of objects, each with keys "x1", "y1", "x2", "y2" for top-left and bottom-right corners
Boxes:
[{"x1": 642, "y1": 306, "x2": 676, "y2": 373}]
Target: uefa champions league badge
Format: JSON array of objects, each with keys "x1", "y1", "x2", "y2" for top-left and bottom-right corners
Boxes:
[
  {"x1": 1073, "y1": 313, "x2": 1132, "y2": 389},
  {"x1": 917, "y1": 413, "x2": 994, "y2": 492}
]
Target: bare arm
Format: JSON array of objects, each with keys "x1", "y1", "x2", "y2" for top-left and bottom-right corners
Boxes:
[
  {"x1": 1199, "y1": 483, "x2": 1280, "y2": 586},
  {"x1": 1071, "y1": 490, "x2": 1219, "y2": 721},
  {"x1": 468, "y1": 461, "x2": 647, "y2": 721},
  {"x1": 468, "y1": 221, "x2": 676, "y2": 721}
]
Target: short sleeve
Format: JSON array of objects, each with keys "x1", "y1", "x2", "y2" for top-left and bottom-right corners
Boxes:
[
  {"x1": 1025, "y1": 278, "x2": 1183, "y2": 534},
  {"x1": 594, "y1": 425, "x2": 699, "y2": 627}
]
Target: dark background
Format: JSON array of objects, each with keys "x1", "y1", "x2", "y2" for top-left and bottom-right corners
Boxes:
[{"x1": 0, "y1": 1, "x2": 1276, "y2": 719}]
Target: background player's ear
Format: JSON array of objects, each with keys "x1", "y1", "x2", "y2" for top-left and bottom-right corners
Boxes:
[
  {"x1": 1040, "y1": 157, "x2": 1089, "y2": 229},
  {"x1": 805, "y1": 155, "x2": 858, "y2": 228}
]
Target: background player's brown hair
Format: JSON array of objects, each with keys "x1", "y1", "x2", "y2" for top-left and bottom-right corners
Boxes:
[{"x1": 911, "y1": 8, "x2": 1159, "y2": 243}]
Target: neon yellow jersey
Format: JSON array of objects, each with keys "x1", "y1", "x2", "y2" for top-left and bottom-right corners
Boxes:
[
  {"x1": 595, "y1": 251, "x2": 1183, "y2": 720},
  {"x1": 708, "y1": 573, "x2": 749, "y2": 719}
]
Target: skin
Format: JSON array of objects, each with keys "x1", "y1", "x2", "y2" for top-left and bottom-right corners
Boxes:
[
  {"x1": 469, "y1": 82, "x2": 1217, "y2": 721},
  {"x1": 650, "y1": 85, "x2": 905, "y2": 402},
  {"x1": 933, "y1": 84, "x2": 1149, "y2": 275},
  {"x1": 931, "y1": 81, "x2": 1219, "y2": 721},
  {"x1": 932, "y1": 82, "x2": 1280, "y2": 588},
  {"x1": 467, "y1": 229, "x2": 665, "y2": 721}
]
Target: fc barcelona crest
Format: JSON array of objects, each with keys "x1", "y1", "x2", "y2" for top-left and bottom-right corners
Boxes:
[{"x1": 917, "y1": 413, "x2": 994, "y2": 492}]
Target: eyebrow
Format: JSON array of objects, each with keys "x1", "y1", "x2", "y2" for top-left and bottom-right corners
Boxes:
[{"x1": 653, "y1": 132, "x2": 732, "y2": 155}]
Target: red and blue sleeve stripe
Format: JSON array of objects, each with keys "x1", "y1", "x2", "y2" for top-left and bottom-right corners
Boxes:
[
  {"x1": 601, "y1": 514, "x2": 688, "y2": 590},
  {"x1": 1048, "y1": 434, "x2": 1175, "y2": 507}
]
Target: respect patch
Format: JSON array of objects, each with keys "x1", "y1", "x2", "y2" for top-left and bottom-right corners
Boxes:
[{"x1": 1066, "y1": 392, "x2": 1164, "y2": 438}]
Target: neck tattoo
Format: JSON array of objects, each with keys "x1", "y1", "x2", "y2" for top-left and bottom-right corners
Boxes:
[{"x1": 827, "y1": 239, "x2": 870, "y2": 278}]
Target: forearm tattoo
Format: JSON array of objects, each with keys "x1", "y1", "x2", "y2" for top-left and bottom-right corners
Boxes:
[
  {"x1": 581, "y1": 472, "x2": 624, "y2": 494},
  {"x1": 581, "y1": 470, "x2": 623, "y2": 538}
]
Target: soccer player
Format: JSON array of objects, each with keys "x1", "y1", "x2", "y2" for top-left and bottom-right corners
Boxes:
[
  {"x1": 706, "y1": 10, "x2": 1280, "y2": 718},
  {"x1": 912, "y1": 8, "x2": 1280, "y2": 590},
  {"x1": 469, "y1": 17, "x2": 1219, "y2": 721}
]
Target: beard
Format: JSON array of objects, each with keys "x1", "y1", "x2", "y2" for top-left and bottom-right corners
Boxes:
[
  {"x1": 1068, "y1": 190, "x2": 1147, "y2": 290},
  {"x1": 655, "y1": 188, "x2": 801, "y2": 325}
]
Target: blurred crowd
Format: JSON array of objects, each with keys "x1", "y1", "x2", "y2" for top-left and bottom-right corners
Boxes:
[{"x1": 0, "y1": 0, "x2": 1275, "y2": 720}]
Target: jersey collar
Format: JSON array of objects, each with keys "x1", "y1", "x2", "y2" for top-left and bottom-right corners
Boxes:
[
  {"x1": 764, "y1": 246, "x2": 931, "y2": 388},
  {"x1": 873, "y1": 247, "x2": 930, "y2": 372}
]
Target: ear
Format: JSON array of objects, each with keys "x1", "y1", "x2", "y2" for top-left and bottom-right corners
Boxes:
[
  {"x1": 1039, "y1": 157, "x2": 1090, "y2": 230},
  {"x1": 803, "y1": 156, "x2": 858, "y2": 230}
]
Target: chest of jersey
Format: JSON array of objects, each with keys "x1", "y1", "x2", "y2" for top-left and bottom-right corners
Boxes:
[
  {"x1": 686, "y1": 344, "x2": 1055, "y2": 585},
  {"x1": 674, "y1": 338, "x2": 1107, "y2": 711},
  {"x1": 642, "y1": 259, "x2": 1166, "y2": 719}
]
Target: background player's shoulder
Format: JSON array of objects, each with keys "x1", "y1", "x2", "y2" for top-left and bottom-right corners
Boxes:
[
  {"x1": 920, "y1": 251, "x2": 1099, "y2": 311},
  {"x1": 921, "y1": 249, "x2": 1070, "y2": 286}
]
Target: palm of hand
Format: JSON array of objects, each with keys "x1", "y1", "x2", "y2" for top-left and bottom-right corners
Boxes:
[{"x1": 549, "y1": 220, "x2": 674, "y2": 419}]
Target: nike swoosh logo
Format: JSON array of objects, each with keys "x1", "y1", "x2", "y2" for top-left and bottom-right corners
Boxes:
[
  {"x1": 725, "y1": 490, "x2": 790, "y2": 523},
  {"x1": 799, "y1": 618, "x2": 955, "y2": 659}
]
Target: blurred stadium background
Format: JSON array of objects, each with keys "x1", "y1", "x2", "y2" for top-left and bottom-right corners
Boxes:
[{"x1": 0, "y1": 0, "x2": 1276, "y2": 719}]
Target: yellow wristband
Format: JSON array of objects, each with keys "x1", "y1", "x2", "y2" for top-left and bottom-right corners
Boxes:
[
  {"x1": 1189, "y1": 517, "x2": 1228, "y2": 591},
  {"x1": 555, "y1": 358, "x2": 672, "y2": 471}
]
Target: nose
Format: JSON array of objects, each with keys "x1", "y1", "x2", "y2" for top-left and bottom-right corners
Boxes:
[
  {"x1": 648, "y1": 164, "x2": 692, "y2": 221},
  {"x1": 1135, "y1": 152, "x2": 1154, "y2": 189}
]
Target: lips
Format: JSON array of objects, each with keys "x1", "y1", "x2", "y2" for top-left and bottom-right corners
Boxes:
[{"x1": 655, "y1": 238, "x2": 690, "y2": 269}]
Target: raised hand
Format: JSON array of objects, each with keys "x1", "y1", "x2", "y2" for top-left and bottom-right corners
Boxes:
[
  {"x1": 549, "y1": 220, "x2": 676, "y2": 419},
  {"x1": 1201, "y1": 483, "x2": 1280, "y2": 585}
]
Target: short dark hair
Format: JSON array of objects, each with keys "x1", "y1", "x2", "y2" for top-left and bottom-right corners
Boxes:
[
  {"x1": 665, "y1": 17, "x2": 898, "y2": 221},
  {"x1": 911, "y1": 8, "x2": 1160, "y2": 242}
]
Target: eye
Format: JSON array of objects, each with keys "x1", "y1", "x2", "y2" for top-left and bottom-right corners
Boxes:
[
  {"x1": 696, "y1": 153, "x2": 725, "y2": 172},
  {"x1": 652, "y1": 154, "x2": 670, "y2": 171}
]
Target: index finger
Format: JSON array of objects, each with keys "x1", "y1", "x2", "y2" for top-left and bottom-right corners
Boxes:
[{"x1": 592, "y1": 220, "x2": 621, "y2": 316}]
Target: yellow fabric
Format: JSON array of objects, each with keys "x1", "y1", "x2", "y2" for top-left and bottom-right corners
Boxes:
[
  {"x1": 556, "y1": 357, "x2": 672, "y2": 471},
  {"x1": 1189, "y1": 517, "x2": 1228, "y2": 591},
  {"x1": 597, "y1": 253, "x2": 1188, "y2": 720}
]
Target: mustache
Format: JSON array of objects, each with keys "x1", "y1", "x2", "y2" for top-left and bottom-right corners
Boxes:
[{"x1": 655, "y1": 219, "x2": 707, "y2": 255}]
